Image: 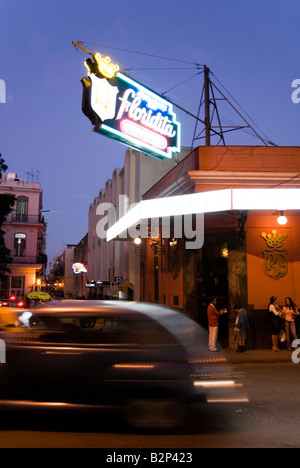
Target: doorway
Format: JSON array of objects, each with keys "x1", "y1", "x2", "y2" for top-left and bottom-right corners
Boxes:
[{"x1": 197, "y1": 233, "x2": 232, "y2": 347}]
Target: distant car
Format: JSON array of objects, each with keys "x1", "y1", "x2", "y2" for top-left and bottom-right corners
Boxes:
[
  {"x1": 0, "y1": 301, "x2": 247, "y2": 428},
  {"x1": 0, "y1": 296, "x2": 25, "y2": 308}
]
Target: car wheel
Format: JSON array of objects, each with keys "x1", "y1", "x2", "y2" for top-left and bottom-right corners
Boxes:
[{"x1": 123, "y1": 398, "x2": 185, "y2": 429}]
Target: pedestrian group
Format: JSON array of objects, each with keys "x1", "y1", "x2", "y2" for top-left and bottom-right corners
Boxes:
[
  {"x1": 269, "y1": 296, "x2": 299, "y2": 352},
  {"x1": 207, "y1": 296, "x2": 299, "y2": 352},
  {"x1": 207, "y1": 298, "x2": 249, "y2": 353}
]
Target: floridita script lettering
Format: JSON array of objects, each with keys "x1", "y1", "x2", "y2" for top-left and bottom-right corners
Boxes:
[{"x1": 116, "y1": 88, "x2": 176, "y2": 138}]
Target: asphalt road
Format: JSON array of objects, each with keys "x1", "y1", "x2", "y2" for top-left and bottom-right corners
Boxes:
[{"x1": 0, "y1": 362, "x2": 299, "y2": 448}]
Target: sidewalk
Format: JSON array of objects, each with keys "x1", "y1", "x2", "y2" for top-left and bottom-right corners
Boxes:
[{"x1": 223, "y1": 348, "x2": 295, "y2": 364}]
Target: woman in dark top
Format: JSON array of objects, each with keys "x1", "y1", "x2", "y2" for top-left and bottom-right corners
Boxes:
[{"x1": 269, "y1": 296, "x2": 282, "y2": 352}]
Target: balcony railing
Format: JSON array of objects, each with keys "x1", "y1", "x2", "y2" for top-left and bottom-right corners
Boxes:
[
  {"x1": 10, "y1": 255, "x2": 45, "y2": 265},
  {"x1": 4, "y1": 213, "x2": 45, "y2": 224}
]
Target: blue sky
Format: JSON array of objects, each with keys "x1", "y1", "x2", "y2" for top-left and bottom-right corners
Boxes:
[{"x1": 0, "y1": 0, "x2": 299, "y2": 265}]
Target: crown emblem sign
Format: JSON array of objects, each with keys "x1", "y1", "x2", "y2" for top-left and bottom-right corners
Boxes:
[
  {"x1": 261, "y1": 230, "x2": 288, "y2": 249},
  {"x1": 94, "y1": 53, "x2": 120, "y2": 79}
]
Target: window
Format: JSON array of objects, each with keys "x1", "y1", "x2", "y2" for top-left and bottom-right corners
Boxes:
[
  {"x1": 14, "y1": 233, "x2": 26, "y2": 257},
  {"x1": 28, "y1": 314, "x2": 178, "y2": 346},
  {"x1": 10, "y1": 276, "x2": 25, "y2": 297},
  {"x1": 16, "y1": 196, "x2": 28, "y2": 222}
]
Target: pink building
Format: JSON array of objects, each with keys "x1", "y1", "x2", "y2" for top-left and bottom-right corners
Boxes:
[{"x1": 0, "y1": 172, "x2": 46, "y2": 297}]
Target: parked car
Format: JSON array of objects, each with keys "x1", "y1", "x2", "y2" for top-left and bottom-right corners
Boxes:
[{"x1": 0, "y1": 301, "x2": 247, "y2": 428}]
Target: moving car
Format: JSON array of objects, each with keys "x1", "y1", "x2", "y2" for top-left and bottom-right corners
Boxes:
[
  {"x1": 0, "y1": 301, "x2": 247, "y2": 428},
  {"x1": 0, "y1": 307, "x2": 21, "y2": 329}
]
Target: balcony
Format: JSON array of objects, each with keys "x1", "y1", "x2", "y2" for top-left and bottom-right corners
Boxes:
[
  {"x1": 4, "y1": 213, "x2": 45, "y2": 225},
  {"x1": 10, "y1": 255, "x2": 45, "y2": 265}
]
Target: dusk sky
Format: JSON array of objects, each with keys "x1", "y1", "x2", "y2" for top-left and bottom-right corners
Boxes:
[{"x1": 1, "y1": 0, "x2": 299, "y2": 266}]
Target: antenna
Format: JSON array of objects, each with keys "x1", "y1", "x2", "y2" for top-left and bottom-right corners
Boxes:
[
  {"x1": 191, "y1": 66, "x2": 272, "y2": 147},
  {"x1": 27, "y1": 169, "x2": 40, "y2": 182}
]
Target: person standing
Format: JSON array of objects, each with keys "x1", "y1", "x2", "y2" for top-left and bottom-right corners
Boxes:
[
  {"x1": 269, "y1": 296, "x2": 282, "y2": 352},
  {"x1": 207, "y1": 298, "x2": 225, "y2": 352},
  {"x1": 234, "y1": 306, "x2": 249, "y2": 352},
  {"x1": 283, "y1": 297, "x2": 299, "y2": 351}
]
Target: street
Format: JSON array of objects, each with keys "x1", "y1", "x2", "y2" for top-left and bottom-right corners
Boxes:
[{"x1": 0, "y1": 359, "x2": 299, "y2": 448}]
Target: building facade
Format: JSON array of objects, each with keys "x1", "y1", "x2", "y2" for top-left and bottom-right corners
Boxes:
[
  {"x1": 87, "y1": 147, "x2": 190, "y2": 300},
  {"x1": 0, "y1": 172, "x2": 46, "y2": 297},
  {"x1": 107, "y1": 146, "x2": 300, "y2": 348},
  {"x1": 63, "y1": 244, "x2": 76, "y2": 298},
  {"x1": 74, "y1": 234, "x2": 88, "y2": 299}
]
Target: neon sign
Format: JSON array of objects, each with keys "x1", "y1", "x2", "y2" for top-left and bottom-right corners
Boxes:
[
  {"x1": 72, "y1": 263, "x2": 88, "y2": 274},
  {"x1": 85, "y1": 53, "x2": 119, "y2": 79},
  {"x1": 81, "y1": 54, "x2": 181, "y2": 160}
]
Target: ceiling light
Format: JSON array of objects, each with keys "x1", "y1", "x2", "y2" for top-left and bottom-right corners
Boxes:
[{"x1": 276, "y1": 211, "x2": 288, "y2": 226}]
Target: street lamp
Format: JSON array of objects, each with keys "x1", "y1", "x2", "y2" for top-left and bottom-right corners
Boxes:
[{"x1": 133, "y1": 237, "x2": 142, "y2": 246}]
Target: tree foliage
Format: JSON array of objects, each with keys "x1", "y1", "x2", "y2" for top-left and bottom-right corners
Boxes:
[{"x1": 0, "y1": 154, "x2": 8, "y2": 174}]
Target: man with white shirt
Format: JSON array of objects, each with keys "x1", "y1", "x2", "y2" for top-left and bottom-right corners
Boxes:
[{"x1": 207, "y1": 298, "x2": 223, "y2": 352}]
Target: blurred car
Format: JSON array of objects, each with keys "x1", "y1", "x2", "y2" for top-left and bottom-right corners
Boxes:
[
  {"x1": 0, "y1": 301, "x2": 248, "y2": 428},
  {"x1": 0, "y1": 307, "x2": 22, "y2": 329},
  {"x1": 0, "y1": 296, "x2": 25, "y2": 308},
  {"x1": 0, "y1": 297, "x2": 26, "y2": 329}
]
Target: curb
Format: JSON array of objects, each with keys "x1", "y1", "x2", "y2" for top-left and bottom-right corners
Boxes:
[{"x1": 223, "y1": 348, "x2": 295, "y2": 365}]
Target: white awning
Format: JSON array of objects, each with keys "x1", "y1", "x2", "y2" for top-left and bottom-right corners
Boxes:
[{"x1": 106, "y1": 188, "x2": 300, "y2": 242}]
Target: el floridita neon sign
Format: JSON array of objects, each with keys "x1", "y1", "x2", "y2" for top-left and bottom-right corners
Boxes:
[{"x1": 79, "y1": 46, "x2": 181, "y2": 160}]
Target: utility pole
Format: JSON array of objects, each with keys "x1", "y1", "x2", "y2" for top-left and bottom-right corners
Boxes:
[
  {"x1": 190, "y1": 65, "x2": 269, "y2": 148},
  {"x1": 204, "y1": 66, "x2": 211, "y2": 146}
]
